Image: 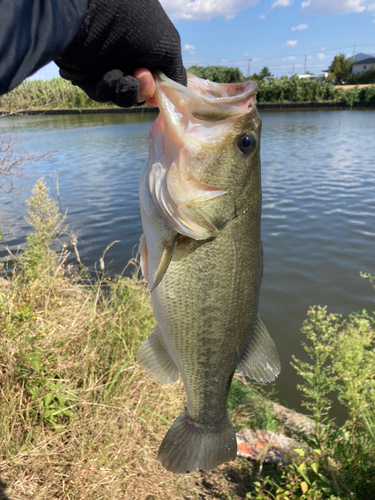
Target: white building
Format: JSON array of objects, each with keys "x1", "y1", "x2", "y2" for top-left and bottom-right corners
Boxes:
[
  {"x1": 299, "y1": 74, "x2": 328, "y2": 83},
  {"x1": 350, "y1": 53, "x2": 375, "y2": 75}
]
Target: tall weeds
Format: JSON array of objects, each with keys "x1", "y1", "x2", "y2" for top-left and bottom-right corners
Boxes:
[
  {"x1": 292, "y1": 304, "x2": 375, "y2": 498},
  {"x1": 0, "y1": 179, "x2": 188, "y2": 498}
]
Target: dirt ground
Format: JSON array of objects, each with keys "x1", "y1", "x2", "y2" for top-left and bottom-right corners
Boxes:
[{"x1": 335, "y1": 83, "x2": 375, "y2": 90}]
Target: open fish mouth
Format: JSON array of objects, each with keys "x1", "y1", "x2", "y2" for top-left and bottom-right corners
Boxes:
[
  {"x1": 147, "y1": 73, "x2": 259, "y2": 241},
  {"x1": 154, "y1": 71, "x2": 258, "y2": 125}
]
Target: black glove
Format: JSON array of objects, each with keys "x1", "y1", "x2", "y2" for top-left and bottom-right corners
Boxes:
[{"x1": 54, "y1": 0, "x2": 186, "y2": 107}]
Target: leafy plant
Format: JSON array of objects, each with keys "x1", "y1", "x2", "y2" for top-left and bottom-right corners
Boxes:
[
  {"x1": 18, "y1": 178, "x2": 66, "y2": 279},
  {"x1": 292, "y1": 300, "x2": 375, "y2": 499},
  {"x1": 247, "y1": 448, "x2": 340, "y2": 500}
]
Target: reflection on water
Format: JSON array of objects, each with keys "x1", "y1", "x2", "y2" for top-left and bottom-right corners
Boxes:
[{"x1": 1, "y1": 110, "x2": 374, "y2": 417}]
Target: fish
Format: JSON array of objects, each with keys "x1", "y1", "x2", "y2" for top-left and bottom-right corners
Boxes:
[{"x1": 137, "y1": 72, "x2": 280, "y2": 474}]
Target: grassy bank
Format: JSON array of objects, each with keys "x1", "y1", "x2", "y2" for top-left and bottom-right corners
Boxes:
[
  {"x1": 1, "y1": 77, "x2": 375, "y2": 114},
  {"x1": 0, "y1": 180, "x2": 280, "y2": 499},
  {"x1": 1, "y1": 179, "x2": 374, "y2": 499}
]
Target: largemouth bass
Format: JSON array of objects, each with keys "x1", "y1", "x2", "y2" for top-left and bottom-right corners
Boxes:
[{"x1": 137, "y1": 72, "x2": 280, "y2": 474}]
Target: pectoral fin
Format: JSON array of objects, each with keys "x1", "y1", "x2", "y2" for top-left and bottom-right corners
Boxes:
[
  {"x1": 237, "y1": 314, "x2": 281, "y2": 383},
  {"x1": 136, "y1": 327, "x2": 179, "y2": 384},
  {"x1": 150, "y1": 234, "x2": 179, "y2": 292},
  {"x1": 138, "y1": 234, "x2": 149, "y2": 283}
]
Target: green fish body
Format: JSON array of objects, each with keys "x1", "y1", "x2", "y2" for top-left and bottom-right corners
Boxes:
[{"x1": 137, "y1": 73, "x2": 280, "y2": 474}]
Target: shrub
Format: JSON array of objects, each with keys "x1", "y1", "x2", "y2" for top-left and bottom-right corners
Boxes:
[
  {"x1": 18, "y1": 178, "x2": 66, "y2": 280},
  {"x1": 292, "y1": 302, "x2": 375, "y2": 498}
]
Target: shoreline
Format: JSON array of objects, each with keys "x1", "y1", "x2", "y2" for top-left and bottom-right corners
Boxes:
[{"x1": 3, "y1": 100, "x2": 375, "y2": 116}]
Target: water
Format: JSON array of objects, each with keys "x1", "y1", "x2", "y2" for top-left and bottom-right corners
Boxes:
[{"x1": 1, "y1": 110, "x2": 374, "y2": 418}]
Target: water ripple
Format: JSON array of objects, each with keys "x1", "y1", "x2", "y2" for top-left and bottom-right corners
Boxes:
[{"x1": 1, "y1": 109, "x2": 374, "y2": 419}]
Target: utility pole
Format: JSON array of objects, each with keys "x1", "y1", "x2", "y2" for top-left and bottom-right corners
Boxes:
[
  {"x1": 353, "y1": 43, "x2": 356, "y2": 62},
  {"x1": 292, "y1": 63, "x2": 295, "y2": 75},
  {"x1": 247, "y1": 58, "x2": 252, "y2": 77},
  {"x1": 304, "y1": 51, "x2": 307, "y2": 74}
]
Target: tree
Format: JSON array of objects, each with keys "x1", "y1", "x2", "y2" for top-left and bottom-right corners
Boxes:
[
  {"x1": 327, "y1": 54, "x2": 353, "y2": 84},
  {"x1": 246, "y1": 66, "x2": 274, "y2": 82},
  {"x1": 187, "y1": 65, "x2": 244, "y2": 83},
  {"x1": 259, "y1": 66, "x2": 274, "y2": 80}
]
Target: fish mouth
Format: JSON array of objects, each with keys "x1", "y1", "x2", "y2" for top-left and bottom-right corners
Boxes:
[{"x1": 154, "y1": 71, "x2": 258, "y2": 123}]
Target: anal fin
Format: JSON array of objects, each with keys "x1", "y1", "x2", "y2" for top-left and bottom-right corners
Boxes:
[
  {"x1": 136, "y1": 327, "x2": 179, "y2": 384},
  {"x1": 237, "y1": 314, "x2": 281, "y2": 383}
]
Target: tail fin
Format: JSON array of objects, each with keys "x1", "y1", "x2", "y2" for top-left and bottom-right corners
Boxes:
[{"x1": 158, "y1": 411, "x2": 237, "y2": 474}]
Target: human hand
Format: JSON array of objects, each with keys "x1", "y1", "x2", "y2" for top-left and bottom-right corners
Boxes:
[
  {"x1": 133, "y1": 68, "x2": 157, "y2": 107},
  {"x1": 54, "y1": 0, "x2": 186, "y2": 108}
]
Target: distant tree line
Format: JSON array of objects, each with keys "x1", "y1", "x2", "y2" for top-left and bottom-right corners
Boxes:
[
  {"x1": 186, "y1": 65, "x2": 244, "y2": 83},
  {"x1": 0, "y1": 55, "x2": 374, "y2": 113},
  {"x1": 187, "y1": 63, "x2": 375, "y2": 105}
]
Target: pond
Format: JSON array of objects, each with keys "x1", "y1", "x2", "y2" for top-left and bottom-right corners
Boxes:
[{"x1": 1, "y1": 109, "x2": 374, "y2": 418}]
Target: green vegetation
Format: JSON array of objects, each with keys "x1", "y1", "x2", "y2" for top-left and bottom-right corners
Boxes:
[
  {"x1": 326, "y1": 54, "x2": 353, "y2": 84},
  {"x1": 248, "y1": 66, "x2": 274, "y2": 82},
  {"x1": 325, "y1": 53, "x2": 375, "y2": 85},
  {"x1": 0, "y1": 77, "x2": 116, "y2": 112},
  {"x1": 1, "y1": 178, "x2": 374, "y2": 498},
  {"x1": 1, "y1": 55, "x2": 374, "y2": 114},
  {"x1": 249, "y1": 301, "x2": 375, "y2": 500},
  {"x1": 187, "y1": 65, "x2": 375, "y2": 106},
  {"x1": 187, "y1": 65, "x2": 244, "y2": 83}
]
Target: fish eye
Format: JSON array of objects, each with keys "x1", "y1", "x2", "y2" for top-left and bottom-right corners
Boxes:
[{"x1": 237, "y1": 133, "x2": 256, "y2": 154}]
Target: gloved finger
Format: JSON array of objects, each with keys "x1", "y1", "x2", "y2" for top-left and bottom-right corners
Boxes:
[
  {"x1": 60, "y1": 68, "x2": 140, "y2": 107},
  {"x1": 158, "y1": 60, "x2": 187, "y2": 87}
]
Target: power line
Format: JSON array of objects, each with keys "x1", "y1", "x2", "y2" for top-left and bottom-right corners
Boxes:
[{"x1": 183, "y1": 43, "x2": 373, "y2": 66}]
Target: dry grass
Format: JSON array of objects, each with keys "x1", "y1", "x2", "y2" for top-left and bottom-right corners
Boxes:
[
  {"x1": 0, "y1": 180, "x2": 279, "y2": 499},
  {"x1": 0, "y1": 258, "x2": 188, "y2": 499},
  {"x1": 0, "y1": 254, "x2": 263, "y2": 499},
  {"x1": 335, "y1": 83, "x2": 375, "y2": 90}
]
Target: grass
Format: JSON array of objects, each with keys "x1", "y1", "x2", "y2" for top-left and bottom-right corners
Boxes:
[{"x1": 0, "y1": 179, "x2": 282, "y2": 499}]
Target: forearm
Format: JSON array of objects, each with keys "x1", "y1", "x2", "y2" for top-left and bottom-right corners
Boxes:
[{"x1": 0, "y1": 0, "x2": 88, "y2": 95}]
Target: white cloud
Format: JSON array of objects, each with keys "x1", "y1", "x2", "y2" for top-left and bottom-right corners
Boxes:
[
  {"x1": 183, "y1": 44, "x2": 195, "y2": 54},
  {"x1": 317, "y1": 53, "x2": 325, "y2": 60},
  {"x1": 300, "y1": 0, "x2": 367, "y2": 15},
  {"x1": 286, "y1": 40, "x2": 298, "y2": 46},
  {"x1": 284, "y1": 56, "x2": 297, "y2": 61},
  {"x1": 271, "y1": 0, "x2": 293, "y2": 8},
  {"x1": 258, "y1": 14, "x2": 267, "y2": 18},
  {"x1": 252, "y1": 57, "x2": 262, "y2": 62},
  {"x1": 292, "y1": 24, "x2": 308, "y2": 30},
  {"x1": 159, "y1": 0, "x2": 260, "y2": 21},
  {"x1": 368, "y1": 3, "x2": 375, "y2": 9}
]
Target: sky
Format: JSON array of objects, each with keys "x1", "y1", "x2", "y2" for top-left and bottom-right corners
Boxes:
[{"x1": 32, "y1": 0, "x2": 375, "y2": 81}]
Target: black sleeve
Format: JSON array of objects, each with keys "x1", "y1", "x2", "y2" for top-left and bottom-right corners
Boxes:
[{"x1": 0, "y1": 0, "x2": 88, "y2": 95}]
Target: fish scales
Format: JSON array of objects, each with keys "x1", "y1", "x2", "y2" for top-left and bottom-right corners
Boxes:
[{"x1": 137, "y1": 72, "x2": 280, "y2": 474}]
